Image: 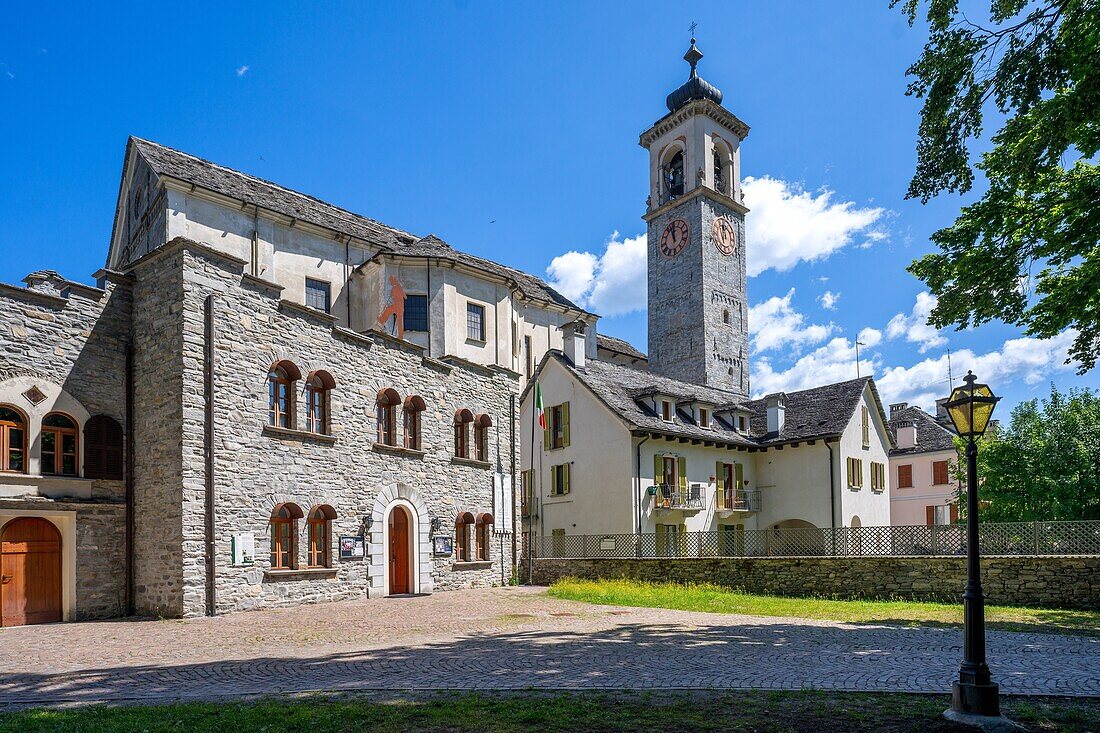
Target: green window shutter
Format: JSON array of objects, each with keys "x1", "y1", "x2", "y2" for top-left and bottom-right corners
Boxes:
[
  {"x1": 715, "y1": 461, "x2": 724, "y2": 488},
  {"x1": 654, "y1": 454, "x2": 664, "y2": 486},
  {"x1": 543, "y1": 411, "x2": 551, "y2": 450},
  {"x1": 563, "y1": 463, "x2": 571, "y2": 494},
  {"x1": 655, "y1": 523, "x2": 666, "y2": 554},
  {"x1": 735, "y1": 462, "x2": 744, "y2": 488},
  {"x1": 677, "y1": 456, "x2": 687, "y2": 492},
  {"x1": 561, "y1": 402, "x2": 571, "y2": 447},
  {"x1": 550, "y1": 465, "x2": 558, "y2": 495}
]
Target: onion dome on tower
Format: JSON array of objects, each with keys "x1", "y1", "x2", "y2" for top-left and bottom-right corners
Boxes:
[{"x1": 665, "y1": 37, "x2": 724, "y2": 112}]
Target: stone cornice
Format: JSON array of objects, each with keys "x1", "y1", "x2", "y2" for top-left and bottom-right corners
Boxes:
[
  {"x1": 278, "y1": 298, "x2": 337, "y2": 325},
  {"x1": 639, "y1": 99, "x2": 750, "y2": 148},
  {"x1": 643, "y1": 185, "x2": 750, "y2": 223},
  {"x1": 0, "y1": 283, "x2": 68, "y2": 308}
]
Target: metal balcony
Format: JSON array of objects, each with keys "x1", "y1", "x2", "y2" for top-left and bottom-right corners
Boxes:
[
  {"x1": 653, "y1": 483, "x2": 706, "y2": 512},
  {"x1": 714, "y1": 489, "x2": 761, "y2": 514}
]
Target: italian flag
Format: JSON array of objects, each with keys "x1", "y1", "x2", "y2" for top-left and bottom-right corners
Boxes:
[{"x1": 535, "y1": 381, "x2": 545, "y2": 429}]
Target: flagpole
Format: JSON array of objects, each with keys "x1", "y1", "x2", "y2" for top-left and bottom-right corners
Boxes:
[{"x1": 528, "y1": 380, "x2": 540, "y2": 583}]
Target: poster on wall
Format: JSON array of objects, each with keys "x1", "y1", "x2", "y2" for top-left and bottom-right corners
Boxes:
[
  {"x1": 433, "y1": 536, "x2": 453, "y2": 557},
  {"x1": 231, "y1": 532, "x2": 255, "y2": 566},
  {"x1": 339, "y1": 535, "x2": 366, "y2": 561}
]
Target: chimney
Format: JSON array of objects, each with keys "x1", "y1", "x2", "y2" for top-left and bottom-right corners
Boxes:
[
  {"x1": 563, "y1": 320, "x2": 587, "y2": 369},
  {"x1": 889, "y1": 402, "x2": 908, "y2": 415},
  {"x1": 765, "y1": 393, "x2": 786, "y2": 435},
  {"x1": 896, "y1": 420, "x2": 917, "y2": 449},
  {"x1": 935, "y1": 397, "x2": 949, "y2": 420}
]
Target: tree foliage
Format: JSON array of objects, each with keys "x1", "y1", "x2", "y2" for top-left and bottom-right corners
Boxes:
[
  {"x1": 895, "y1": 0, "x2": 1100, "y2": 371},
  {"x1": 965, "y1": 384, "x2": 1100, "y2": 520}
]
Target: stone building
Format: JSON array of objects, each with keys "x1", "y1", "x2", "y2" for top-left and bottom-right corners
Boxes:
[
  {"x1": 1, "y1": 135, "x2": 594, "y2": 625},
  {"x1": 519, "y1": 39, "x2": 894, "y2": 551}
]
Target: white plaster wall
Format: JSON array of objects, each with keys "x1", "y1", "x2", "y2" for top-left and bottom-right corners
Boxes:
[
  {"x1": 754, "y1": 442, "x2": 836, "y2": 529},
  {"x1": 890, "y1": 449, "x2": 959, "y2": 525},
  {"x1": 166, "y1": 190, "x2": 372, "y2": 328},
  {"x1": 837, "y1": 385, "x2": 893, "y2": 527},
  {"x1": 637, "y1": 438, "x2": 759, "y2": 532},
  {"x1": 519, "y1": 358, "x2": 632, "y2": 536}
]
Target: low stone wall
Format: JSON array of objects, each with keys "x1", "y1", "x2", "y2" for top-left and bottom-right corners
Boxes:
[{"x1": 531, "y1": 556, "x2": 1100, "y2": 609}]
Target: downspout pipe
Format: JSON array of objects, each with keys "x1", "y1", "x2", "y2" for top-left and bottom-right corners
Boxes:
[
  {"x1": 634, "y1": 433, "x2": 650, "y2": 542},
  {"x1": 826, "y1": 439, "x2": 837, "y2": 555},
  {"x1": 509, "y1": 393, "x2": 517, "y2": 584},
  {"x1": 125, "y1": 341, "x2": 135, "y2": 616},
  {"x1": 204, "y1": 295, "x2": 217, "y2": 616}
]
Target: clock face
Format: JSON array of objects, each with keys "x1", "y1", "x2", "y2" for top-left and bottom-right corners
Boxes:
[
  {"x1": 660, "y1": 219, "x2": 690, "y2": 258},
  {"x1": 712, "y1": 216, "x2": 738, "y2": 256}
]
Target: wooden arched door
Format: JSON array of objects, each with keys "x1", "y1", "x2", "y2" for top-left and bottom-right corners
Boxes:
[
  {"x1": 1, "y1": 518, "x2": 62, "y2": 626},
  {"x1": 388, "y1": 507, "x2": 410, "y2": 595}
]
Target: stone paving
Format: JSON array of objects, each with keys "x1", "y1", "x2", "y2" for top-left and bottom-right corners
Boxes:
[{"x1": 0, "y1": 586, "x2": 1096, "y2": 708}]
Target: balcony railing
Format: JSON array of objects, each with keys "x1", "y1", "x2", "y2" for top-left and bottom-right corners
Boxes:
[
  {"x1": 715, "y1": 489, "x2": 761, "y2": 513},
  {"x1": 534, "y1": 520, "x2": 1100, "y2": 559},
  {"x1": 652, "y1": 484, "x2": 705, "y2": 511}
]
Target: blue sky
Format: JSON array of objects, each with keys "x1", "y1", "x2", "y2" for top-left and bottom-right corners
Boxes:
[{"x1": 1, "y1": 1, "x2": 1093, "y2": 415}]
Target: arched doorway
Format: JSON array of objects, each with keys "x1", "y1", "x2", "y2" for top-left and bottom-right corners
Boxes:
[
  {"x1": 387, "y1": 505, "x2": 413, "y2": 595},
  {"x1": 1, "y1": 518, "x2": 62, "y2": 626}
]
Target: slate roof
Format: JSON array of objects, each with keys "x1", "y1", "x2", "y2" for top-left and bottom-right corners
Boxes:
[
  {"x1": 537, "y1": 353, "x2": 883, "y2": 449},
  {"x1": 596, "y1": 334, "x2": 647, "y2": 361},
  {"x1": 888, "y1": 405, "x2": 958, "y2": 456},
  {"x1": 129, "y1": 138, "x2": 587, "y2": 314},
  {"x1": 740, "y1": 377, "x2": 886, "y2": 447}
]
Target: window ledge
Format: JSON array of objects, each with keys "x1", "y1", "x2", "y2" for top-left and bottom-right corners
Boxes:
[
  {"x1": 0, "y1": 473, "x2": 95, "y2": 483},
  {"x1": 262, "y1": 425, "x2": 337, "y2": 444},
  {"x1": 372, "y1": 443, "x2": 426, "y2": 458},
  {"x1": 451, "y1": 456, "x2": 492, "y2": 470},
  {"x1": 263, "y1": 568, "x2": 339, "y2": 581},
  {"x1": 847, "y1": 485, "x2": 862, "y2": 491},
  {"x1": 452, "y1": 560, "x2": 492, "y2": 570}
]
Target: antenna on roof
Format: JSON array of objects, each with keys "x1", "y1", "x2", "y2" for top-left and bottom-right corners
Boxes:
[
  {"x1": 946, "y1": 350, "x2": 955, "y2": 390},
  {"x1": 855, "y1": 340, "x2": 866, "y2": 378}
]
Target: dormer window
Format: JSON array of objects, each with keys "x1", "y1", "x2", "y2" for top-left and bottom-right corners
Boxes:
[
  {"x1": 738, "y1": 415, "x2": 747, "y2": 432},
  {"x1": 699, "y1": 408, "x2": 710, "y2": 429},
  {"x1": 661, "y1": 400, "x2": 673, "y2": 422}
]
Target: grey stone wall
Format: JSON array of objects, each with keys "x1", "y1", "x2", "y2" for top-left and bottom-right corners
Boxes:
[
  {"x1": 131, "y1": 247, "x2": 187, "y2": 617},
  {"x1": 531, "y1": 556, "x2": 1100, "y2": 610},
  {"x1": 0, "y1": 273, "x2": 131, "y2": 621},
  {"x1": 646, "y1": 194, "x2": 749, "y2": 396},
  {"x1": 136, "y1": 240, "x2": 517, "y2": 617}
]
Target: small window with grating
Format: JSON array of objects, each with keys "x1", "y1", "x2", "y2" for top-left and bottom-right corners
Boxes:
[{"x1": 404, "y1": 294, "x2": 428, "y2": 332}]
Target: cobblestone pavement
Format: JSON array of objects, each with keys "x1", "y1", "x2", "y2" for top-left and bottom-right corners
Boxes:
[{"x1": 0, "y1": 586, "x2": 1096, "y2": 707}]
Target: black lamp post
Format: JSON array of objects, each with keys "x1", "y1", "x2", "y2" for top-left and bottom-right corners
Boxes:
[{"x1": 943, "y1": 371, "x2": 1002, "y2": 722}]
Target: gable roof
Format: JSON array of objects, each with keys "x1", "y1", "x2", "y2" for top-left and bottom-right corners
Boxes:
[
  {"x1": 529, "y1": 353, "x2": 889, "y2": 449},
  {"x1": 741, "y1": 376, "x2": 891, "y2": 447},
  {"x1": 124, "y1": 138, "x2": 588, "y2": 314},
  {"x1": 596, "y1": 334, "x2": 647, "y2": 361},
  {"x1": 888, "y1": 405, "x2": 958, "y2": 456}
]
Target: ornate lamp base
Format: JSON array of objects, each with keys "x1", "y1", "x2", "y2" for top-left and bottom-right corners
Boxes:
[{"x1": 945, "y1": 682, "x2": 1023, "y2": 732}]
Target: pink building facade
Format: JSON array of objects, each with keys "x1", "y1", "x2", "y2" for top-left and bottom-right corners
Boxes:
[{"x1": 888, "y1": 402, "x2": 960, "y2": 526}]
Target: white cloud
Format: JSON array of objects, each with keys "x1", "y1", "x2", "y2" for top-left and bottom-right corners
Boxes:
[
  {"x1": 546, "y1": 231, "x2": 647, "y2": 317},
  {"x1": 885, "y1": 291, "x2": 946, "y2": 352},
  {"x1": 236, "y1": 65, "x2": 250, "y2": 77},
  {"x1": 743, "y1": 176, "x2": 886, "y2": 276},
  {"x1": 857, "y1": 327, "x2": 882, "y2": 348},
  {"x1": 752, "y1": 329, "x2": 1077, "y2": 409},
  {"x1": 748, "y1": 289, "x2": 834, "y2": 354},
  {"x1": 819, "y1": 290, "x2": 840, "y2": 310}
]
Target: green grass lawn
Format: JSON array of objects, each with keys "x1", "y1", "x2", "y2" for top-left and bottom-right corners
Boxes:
[
  {"x1": 547, "y1": 578, "x2": 1100, "y2": 636},
  {"x1": 2, "y1": 691, "x2": 1097, "y2": 733}
]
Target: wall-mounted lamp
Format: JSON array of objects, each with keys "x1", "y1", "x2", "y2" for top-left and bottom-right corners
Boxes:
[{"x1": 363, "y1": 515, "x2": 375, "y2": 532}]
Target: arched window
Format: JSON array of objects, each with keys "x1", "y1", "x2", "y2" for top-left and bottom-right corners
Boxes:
[
  {"x1": 664, "y1": 150, "x2": 685, "y2": 199},
  {"x1": 713, "y1": 147, "x2": 725, "y2": 193},
  {"x1": 305, "y1": 370, "x2": 335, "y2": 435},
  {"x1": 403, "y1": 395, "x2": 426, "y2": 450},
  {"x1": 270, "y1": 502, "x2": 304, "y2": 570},
  {"x1": 42, "y1": 413, "x2": 78, "y2": 476},
  {"x1": 307, "y1": 504, "x2": 336, "y2": 568},
  {"x1": 455, "y1": 511, "x2": 475, "y2": 562},
  {"x1": 475, "y1": 512, "x2": 494, "y2": 561},
  {"x1": 473, "y1": 414, "x2": 492, "y2": 463},
  {"x1": 0, "y1": 405, "x2": 27, "y2": 473},
  {"x1": 453, "y1": 408, "x2": 474, "y2": 458},
  {"x1": 376, "y1": 388, "x2": 401, "y2": 445},
  {"x1": 268, "y1": 360, "x2": 301, "y2": 429},
  {"x1": 85, "y1": 414, "x2": 124, "y2": 480}
]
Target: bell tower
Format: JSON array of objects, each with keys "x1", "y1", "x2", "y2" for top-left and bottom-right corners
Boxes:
[{"x1": 641, "y1": 37, "x2": 751, "y2": 397}]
